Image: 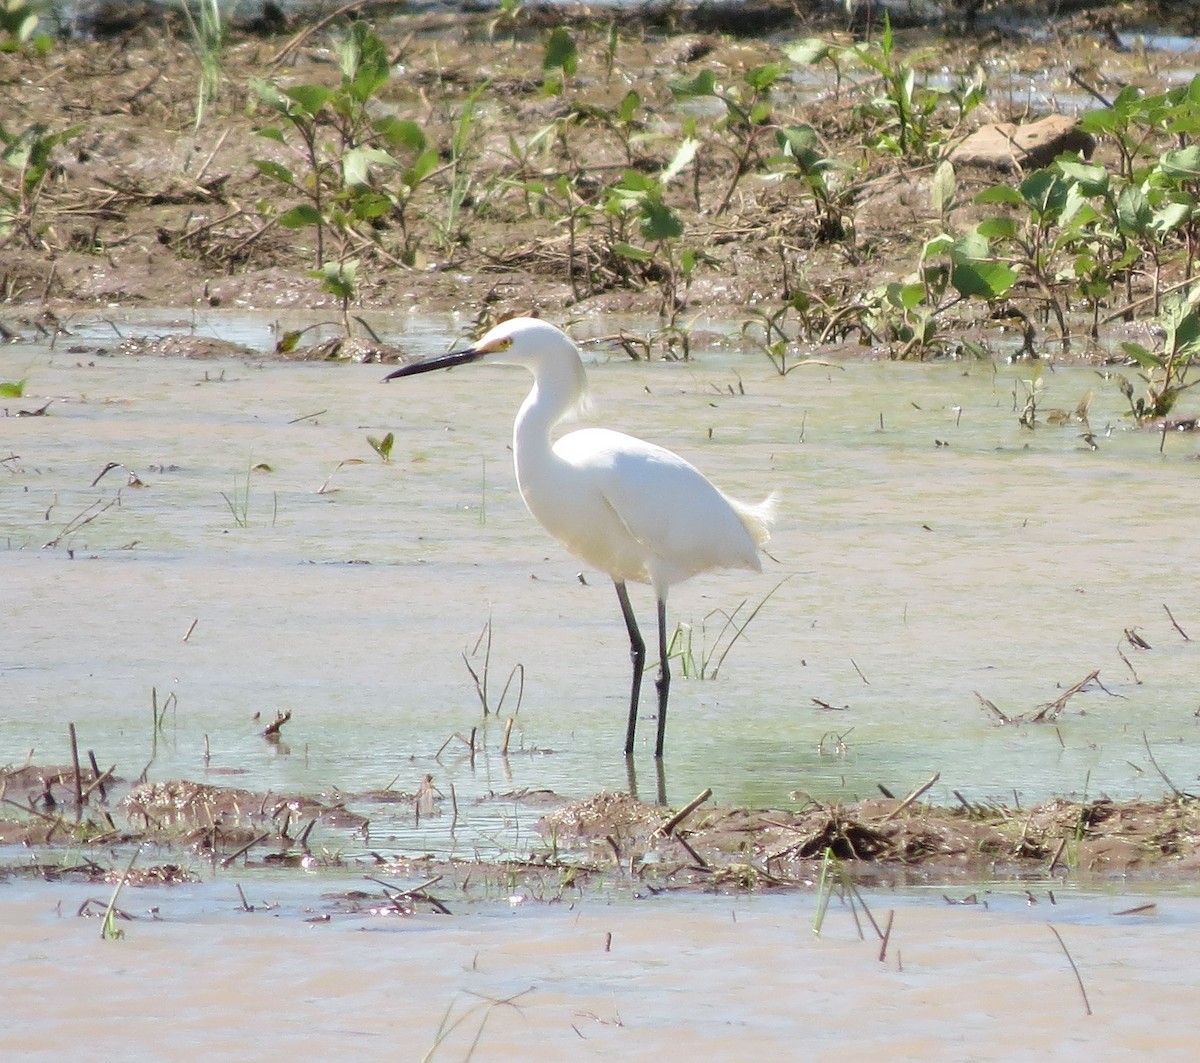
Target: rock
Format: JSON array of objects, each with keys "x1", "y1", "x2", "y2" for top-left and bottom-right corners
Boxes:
[{"x1": 950, "y1": 115, "x2": 1096, "y2": 171}]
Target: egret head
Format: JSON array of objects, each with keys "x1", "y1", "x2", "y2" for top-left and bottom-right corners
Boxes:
[{"x1": 385, "y1": 317, "x2": 589, "y2": 413}]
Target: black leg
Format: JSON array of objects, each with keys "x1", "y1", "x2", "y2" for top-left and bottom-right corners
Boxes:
[
  {"x1": 615, "y1": 581, "x2": 645, "y2": 755},
  {"x1": 654, "y1": 597, "x2": 670, "y2": 758}
]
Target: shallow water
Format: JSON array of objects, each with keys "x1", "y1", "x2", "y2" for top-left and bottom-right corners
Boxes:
[
  {"x1": 2, "y1": 874, "x2": 1199, "y2": 1062},
  {"x1": 5, "y1": 311, "x2": 1200, "y2": 1057},
  {"x1": 4, "y1": 312, "x2": 1200, "y2": 856}
]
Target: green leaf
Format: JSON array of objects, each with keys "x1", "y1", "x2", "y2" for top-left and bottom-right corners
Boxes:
[
  {"x1": 373, "y1": 117, "x2": 428, "y2": 153},
  {"x1": 253, "y1": 159, "x2": 295, "y2": 186},
  {"x1": 745, "y1": 62, "x2": 788, "y2": 93},
  {"x1": 930, "y1": 159, "x2": 956, "y2": 216},
  {"x1": 277, "y1": 204, "x2": 323, "y2": 228},
  {"x1": 401, "y1": 148, "x2": 440, "y2": 191},
  {"x1": 349, "y1": 190, "x2": 395, "y2": 220},
  {"x1": 1120, "y1": 341, "x2": 1162, "y2": 370},
  {"x1": 342, "y1": 146, "x2": 397, "y2": 187},
  {"x1": 974, "y1": 184, "x2": 1023, "y2": 206},
  {"x1": 1153, "y1": 200, "x2": 1192, "y2": 234},
  {"x1": 544, "y1": 27, "x2": 578, "y2": 76},
  {"x1": 668, "y1": 70, "x2": 717, "y2": 98},
  {"x1": 617, "y1": 90, "x2": 641, "y2": 124},
  {"x1": 284, "y1": 84, "x2": 332, "y2": 118},
  {"x1": 367, "y1": 431, "x2": 395, "y2": 461},
  {"x1": 250, "y1": 77, "x2": 289, "y2": 112},
  {"x1": 612, "y1": 243, "x2": 654, "y2": 262},
  {"x1": 1056, "y1": 159, "x2": 1109, "y2": 195},
  {"x1": 1116, "y1": 184, "x2": 1152, "y2": 233},
  {"x1": 783, "y1": 38, "x2": 834, "y2": 66},
  {"x1": 976, "y1": 216, "x2": 1017, "y2": 240},
  {"x1": 949, "y1": 259, "x2": 1017, "y2": 299},
  {"x1": 1160, "y1": 146, "x2": 1200, "y2": 177},
  {"x1": 639, "y1": 200, "x2": 683, "y2": 242},
  {"x1": 0, "y1": 378, "x2": 27, "y2": 397}
]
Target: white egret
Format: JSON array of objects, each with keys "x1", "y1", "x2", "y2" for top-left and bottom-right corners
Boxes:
[{"x1": 385, "y1": 317, "x2": 774, "y2": 758}]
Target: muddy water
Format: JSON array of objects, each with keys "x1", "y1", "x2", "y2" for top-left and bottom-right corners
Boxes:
[
  {"x1": 4, "y1": 312, "x2": 1200, "y2": 1056},
  {"x1": 4, "y1": 313, "x2": 1200, "y2": 850},
  {"x1": 2, "y1": 875, "x2": 1199, "y2": 1061}
]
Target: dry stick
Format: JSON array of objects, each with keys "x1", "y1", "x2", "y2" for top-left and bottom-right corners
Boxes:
[
  {"x1": 182, "y1": 618, "x2": 199, "y2": 642},
  {"x1": 82, "y1": 764, "x2": 115, "y2": 803},
  {"x1": 1117, "y1": 645, "x2": 1141, "y2": 684},
  {"x1": 67, "y1": 723, "x2": 83, "y2": 817},
  {"x1": 220, "y1": 831, "x2": 272, "y2": 868},
  {"x1": 1141, "y1": 730, "x2": 1193, "y2": 800},
  {"x1": 192, "y1": 126, "x2": 232, "y2": 184},
  {"x1": 86, "y1": 750, "x2": 106, "y2": 802},
  {"x1": 1032, "y1": 669, "x2": 1100, "y2": 723},
  {"x1": 878, "y1": 910, "x2": 895, "y2": 962},
  {"x1": 1113, "y1": 902, "x2": 1158, "y2": 916},
  {"x1": 1048, "y1": 924, "x2": 1093, "y2": 1017},
  {"x1": 1046, "y1": 837, "x2": 1068, "y2": 875},
  {"x1": 673, "y1": 831, "x2": 710, "y2": 871},
  {"x1": 883, "y1": 772, "x2": 941, "y2": 821},
  {"x1": 267, "y1": 0, "x2": 380, "y2": 66},
  {"x1": 296, "y1": 816, "x2": 318, "y2": 850},
  {"x1": 656, "y1": 787, "x2": 713, "y2": 837},
  {"x1": 1163, "y1": 603, "x2": 1191, "y2": 641},
  {"x1": 1100, "y1": 272, "x2": 1198, "y2": 326},
  {"x1": 43, "y1": 496, "x2": 119, "y2": 548},
  {"x1": 501, "y1": 717, "x2": 514, "y2": 756},
  {"x1": 236, "y1": 883, "x2": 253, "y2": 912},
  {"x1": 975, "y1": 691, "x2": 1011, "y2": 724}
]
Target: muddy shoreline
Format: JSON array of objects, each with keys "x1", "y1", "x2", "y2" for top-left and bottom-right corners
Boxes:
[
  {"x1": 5, "y1": 759, "x2": 1200, "y2": 898},
  {"x1": 2, "y1": 3, "x2": 1196, "y2": 358}
]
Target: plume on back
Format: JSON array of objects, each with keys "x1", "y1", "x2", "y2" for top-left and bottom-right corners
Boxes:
[{"x1": 730, "y1": 492, "x2": 777, "y2": 550}]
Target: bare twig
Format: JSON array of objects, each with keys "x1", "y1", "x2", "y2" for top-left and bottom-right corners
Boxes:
[
  {"x1": 1163, "y1": 604, "x2": 1191, "y2": 641},
  {"x1": 1048, "y1": 924, "x2": 1093, "y2": 1017},
  {"x1": 656, "y1": 787, "x2": 713, "y2": 837},
  {"x1": 1141, "y1": 730, "x2": 1195, "y2": 800},
  {"x1": 883, "y1": 772, "x2": 940, "y2": 820}
]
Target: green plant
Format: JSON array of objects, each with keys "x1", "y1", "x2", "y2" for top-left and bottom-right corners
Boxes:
[
  {"x1": 541, "y1": 26, "x2": 577, "y2": 97},
  {"x1": 437, "y1": 81, "x2": 489, "y2": 254},
  {"x1": 367, "y1": 430, "x2": 394, "y2": 462},
  {"x1": 0, "y1": 376, "x2": 26, "y2": 396},
  {"x1": 0, "y1": 120, "x2": 79, "y2": 246},
  {"x1": 847, "y1": 16, "x2": 985, "y2": 162},
  {"x1": 604, "y1": 140, "x2": 701, "y2": 322},
  {"x1": 252, "y1": 23, "x2": 439, "y2": 273},
  {"x1": 857, "y1": 228, "x2": 1015, "y2": 358},
  {"x1": 668, "y1": 62, "x2": 787, "y2": 214},
  {"x1": 1117, "y1": 287, "x2": 1200, "y2": 423},
  {"x1": 665, "y1": 577, "x2": 789, "y2": 679},
  {"x1": 221, "y1": 459, "x2": 275, "y2": 527},
  {"x1": 462, "y1": 617, "x2": 524, "y2": 717},
  {"x1": 179, "y1": 0, "x2": 225, "y2": 129},
  {"x1": 312, "y1": 257, "x2": 358, "y2": 334},
  {"x1": 100, "y1": 846, "x2": 142, "y2": 940},
  {"x1": 769, "y1": 124, "x2": 858, "y2": 247},
  {"x1": 0, "y1": 0, "x2": 52, "y2": 55}
]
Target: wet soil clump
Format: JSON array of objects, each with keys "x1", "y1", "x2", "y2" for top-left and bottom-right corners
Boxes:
[{"x1": 4, "y1": 762, "x2": 1200, "y2": 901}]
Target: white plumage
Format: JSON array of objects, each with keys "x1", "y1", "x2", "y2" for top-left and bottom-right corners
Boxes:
[{"x1": 387, "y1": 317, "x2": 774, "y2": 758}]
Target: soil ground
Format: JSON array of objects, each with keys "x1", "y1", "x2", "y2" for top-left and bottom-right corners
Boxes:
[{"x1": 0, "y1": 1, "x2": 1191, "y2": 353}]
